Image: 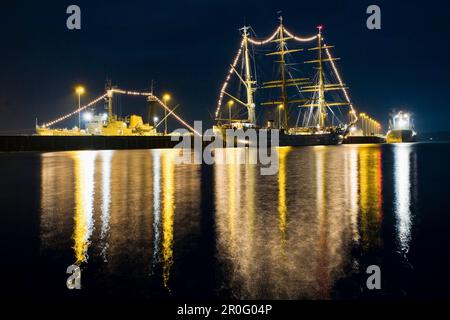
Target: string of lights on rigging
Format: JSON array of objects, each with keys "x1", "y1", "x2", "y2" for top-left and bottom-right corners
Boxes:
[{"x1": 215, "y1": 26, "x2": 335, "y2": 120}]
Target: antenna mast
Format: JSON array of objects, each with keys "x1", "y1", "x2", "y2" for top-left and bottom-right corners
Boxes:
[{"x1": 105, "y1": 78, "x2": 114, "y2": 124}]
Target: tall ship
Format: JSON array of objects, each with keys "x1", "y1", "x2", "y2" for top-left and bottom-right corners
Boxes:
[
  {"x1": 386, "y1": 111, "x2": 417, "y2": 143},
  {"x1": 213, "y1": 18, "x2": 358, "y2": 146}
]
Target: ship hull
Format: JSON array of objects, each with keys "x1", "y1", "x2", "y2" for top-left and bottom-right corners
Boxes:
[
  {"x1": 213, "y1": 126, "x2": 343, "y2": 147},
  {"x1": 278, "y1": 131, "x2": 343, "y2": 146},
  {"x1": 386, "y1": 129, "x2": 416, "y2": 143}
]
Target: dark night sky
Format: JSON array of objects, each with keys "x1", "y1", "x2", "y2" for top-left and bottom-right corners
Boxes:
[{"x1": 0, "y1": 0, "x2": 449, "y2": 133}]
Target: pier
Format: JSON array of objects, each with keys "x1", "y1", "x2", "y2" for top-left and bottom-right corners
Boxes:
[
  {"x1": 0, "y1": 135, "x2": 179, "y2": 152},
  {"x1": 344, "y1": 112, "x2": 385, "y2": 144}
]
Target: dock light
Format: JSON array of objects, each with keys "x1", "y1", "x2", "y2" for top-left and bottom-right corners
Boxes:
[
  {"x1": 162, "y1": 93, "x2": 171, "y2": 135},
  {"x1": 75, "y1": 86, "x2": 85, "y2": 130},
  {"x1": 75, "y1": 86, "x2": 85, "y2": 95},
  {"x1": 227, "y1": 100, "x2": 234, "y2": 124},
  {"x1": 163, "y1": 94, "x2": 171, "y2": 102},
  {"x1": 83, "y1": 112, "x2": 92, "y2": 122}
]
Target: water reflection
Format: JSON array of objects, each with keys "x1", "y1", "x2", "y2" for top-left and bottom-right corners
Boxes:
[
  {"x1": 37, "y1": 145, "x2": 418, "y2": 299},
  {"x1": 151, "y1": 150, "x2": 161, "y2": 273},
  {"x1": 214, "y1": 145, "x2": 385, "y2": 299},
  {"x1": 40, "y1": 153, "x2": 75, "y2": 253},
  {"x1": 278, "y1": 147, "x2": 289, "y2": 243},
  {"x1": 72, "y1": 151, "x2": 96, "y2": 264},
  {"x1": 344, "y1": 146, "x2": 359, "y2": 242},
  {"x1": 393, "y1": 144, "x2": 417, "y2": 255},
  {"x1": 39, "y1": 149, "x2": 201, "y2": 294},
  {"x1": 358, "y1": 146, "x2": 383, "y2": 250},
  {"x1": 162, "y1": 150, "x2": 175, "y2": 290},
  {"x1": 99, "y1": 151, "x2": 113, "y2": 261}
]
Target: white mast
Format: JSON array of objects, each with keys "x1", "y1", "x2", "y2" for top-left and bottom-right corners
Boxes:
[
  {"x1": 242, "y1": 26, "x2": 256, "y2": 125},
  {"x1": 317, "y1": 25, "x2": 326, "y2": 129}
]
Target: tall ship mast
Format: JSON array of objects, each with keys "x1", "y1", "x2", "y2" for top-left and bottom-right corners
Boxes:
[
  {"x1": 260, "y1": 16, "x2": 311, "y2": 131},
  {"x1": 214, "y1": 18, "x2": 358, "y2": 146},
  {"x1": 214, "y1": 26, "x2": 257, "y2": 129},
  {"x1": 242, "y1": 26, "x2": 257, "y2": 125}
]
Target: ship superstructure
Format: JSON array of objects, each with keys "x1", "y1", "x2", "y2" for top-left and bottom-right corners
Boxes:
[
  {"x1": 36, "y1": 82, "x2": 158, "y2": 136},
  {"x1": 386, "y1": 111, "x2": 416, "y2": 143}
]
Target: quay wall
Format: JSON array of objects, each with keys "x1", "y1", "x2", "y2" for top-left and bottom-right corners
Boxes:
[{"x1": 0, "y1": 135, "x2": 181, "y2": 152}]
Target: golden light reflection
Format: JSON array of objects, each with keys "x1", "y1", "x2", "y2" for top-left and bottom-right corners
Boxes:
[
  {"x1": 38, "y1": 143, "x2": 393, "y2": 299},
  {"x1": 225, "y1": 149, "x2": 241, "y2": 261},
  {"x1": 245, "y1": 161, "x2": 255, "y2": 239},
  {"x1": 243, "y1": 156, "x2": 256, "y2": 288},
  {"x1": 278, "y1": 147, "x2": 290, "y2": 243},
  {"x1": 315, "y1": 148, "x2": 325, "y2": 215},
  {"x1": 358, "y1": 145, "x2": 383, "y2": 249},
  {"x1": 99, "y1": 150, "x2": 154, "y2": 278},
  {"x1": 344, "y1": 146, "x2": 359, "y2": 242},
  {"x1": 214, "y1": 148, "x2": 262, "y2": 296},
  {"x1": 315, "y1": 147, "x2": 330, "y2": 298},
  {"x1": 162, "y1": 150, "x2": 175, "y2": 290},
  {"x1": 72, "y1": 151, "x2": 96, "y2": 264},
  {"x1": 228, "y1": 150, "x2": 237, "y2": 246},
  {"x1": 39, "y1": 149, "x2": 202, "y2": 294},
  {"x1": 214, "y1": 146, "x2": 377, "y2": 299}
]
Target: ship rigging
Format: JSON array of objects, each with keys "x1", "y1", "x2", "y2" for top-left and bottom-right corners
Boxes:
[{"x1": 214, "y1": 18, "x2": 359, "y2": 145}]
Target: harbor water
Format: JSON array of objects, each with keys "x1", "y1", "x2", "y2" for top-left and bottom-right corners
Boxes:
[{"x1": 1, "y1": 142, "x2": 449, "y2": 299}]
